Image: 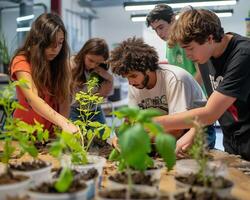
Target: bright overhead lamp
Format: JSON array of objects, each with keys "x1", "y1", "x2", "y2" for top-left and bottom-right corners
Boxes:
[
  {"x1": 16, "y1": 27, "x2": 31, "y2": 32},
  {"x1": 124, "y1": 0, "x2": 237, "y2": 11},
  {"x1": 131, "y1": 9, "x2": 233, "y2": 22},
  {"x1": 16, "y1": 14, "x2": 34, "y2": 22}
]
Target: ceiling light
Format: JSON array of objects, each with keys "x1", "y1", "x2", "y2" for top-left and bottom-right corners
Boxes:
[
  {"x1": 16, "y1": 27, "x2": 31, "y2": 32},
  {"x1": 131, "y1": 9, "x2": 234, "y2": 22},
  {"x1": 124, "y1": 0, "x2": 237, "y2": 11},
  {"x1": 16, "y1": 14, "x2": 34, "y2": 22}
]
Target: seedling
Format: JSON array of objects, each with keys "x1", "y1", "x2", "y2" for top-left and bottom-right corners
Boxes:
[
  {"x1": 73, "y1": 76, "x2": 111, "y2": 164},
  {"x1": 0, "y1": 80, "x2": 48, "y2": 175},
  {"x1": 109, "y1": 106, "x2": 176, "y2": 199}
]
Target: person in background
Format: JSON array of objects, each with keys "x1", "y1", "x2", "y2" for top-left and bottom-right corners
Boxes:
[
  {"x1": 10, "y1": 13, "x2": 78, "y2": 135},
  {"x1": 109, "y1": 37, "x2": 215, "y2": 157},
  {"x1": 70, "y1": 38, "x2": 113, "y2": 124},
  {"x1": 155, "y1": 9, "x2": 250, "y2": 161},
  {"x1": 146, "y1": 4, "x2": 203, "y2": 86}
]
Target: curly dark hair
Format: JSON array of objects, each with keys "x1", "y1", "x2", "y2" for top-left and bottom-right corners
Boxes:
[
  {"x1": 109, "y1": 37, "x2": 159, "y2": 75},
  {"x1": 146, "y1": 4, "x2": 174, "y2": 27}
]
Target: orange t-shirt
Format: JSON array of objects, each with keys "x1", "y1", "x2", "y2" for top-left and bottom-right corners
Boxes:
[{"x1": 11, "y1": 55, "x2": 59, "y2": 133}]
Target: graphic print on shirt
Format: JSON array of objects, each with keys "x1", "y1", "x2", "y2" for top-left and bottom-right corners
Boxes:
[
  {"x1": 138, "y1": 95, "x2": 168, "y2": 113},
  {"x1": 209, "y1": 74, "x2": 224, "y2": 91},
  {"x1": 209, "y1": 70, "x2": 239, "y2": 121}
]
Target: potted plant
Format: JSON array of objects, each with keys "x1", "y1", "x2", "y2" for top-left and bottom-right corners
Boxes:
[
  {"x1": 0, "y1": 80, "x2": 49, "y2": 199},
  {"x1": 98, "y1": 106, "x2": 176, "y2": 200},
  {"x1": 70, "y1": 77, "x2": 111, "y2": 175},
  {"x1": 0, "y1": 34, "x2": 10, "y2": 74},
  {"x1": 175, "y1": 119, "x2": 234, "y2": 198},
  {"x1": 28, "y1": 130, "x2": 88, "y2": 200}
]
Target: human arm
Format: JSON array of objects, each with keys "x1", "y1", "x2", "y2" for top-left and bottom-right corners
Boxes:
[
  {"x1": 16, "y1": 71, "x2": 79, "y2": 133},
  {"x1": 154, "y1": 91, "x2": 236, "y2": 131},
  {"x1": 175, "y1": 128, "x2": 196, "y2": 158}
]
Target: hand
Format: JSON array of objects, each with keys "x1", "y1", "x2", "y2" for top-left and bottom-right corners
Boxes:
[
  {"x1": 111, "y1": 136, "x2": 120, "y2": 151},
  {"x1": 175, "y1": 129, "x2": 196, "y2": 159},
  {"x1": 62, "y1": 121, "x2": 80, "y2": 134}
]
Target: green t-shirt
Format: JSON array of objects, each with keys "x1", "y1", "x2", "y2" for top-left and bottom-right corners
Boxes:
[{"x1": 166, "y1": 44, "x2": 196, "y2": 76}]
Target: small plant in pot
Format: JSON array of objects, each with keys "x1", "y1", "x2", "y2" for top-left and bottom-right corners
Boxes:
[
  {"x1": 70, "y1": 77, "x2": 111, "y2": 177},
  {"x1": 0, "y1": 80, "x2": 49, "y2": 199},
  {"x1": 28, "y1": 130, "x2": 88, "y2": 200},
  {"x1": 98, "y1": 106, "x2": 176, "y2": 200},
  {"x1": 175, "y1": 119, "x2": 234, "y2": 199}
]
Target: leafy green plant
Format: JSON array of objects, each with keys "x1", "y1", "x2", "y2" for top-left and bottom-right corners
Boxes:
[
  {"x1": 109, "y1": 106, "x2": 176, "y2": 171},
  {"x1": 108, "y1": 106, "x2": 176, "y2": 199},
  {"x1": 49, "y1": 130, "x2": 84, "y2": 192},
  {"x1": 0, "y1": 34, "x2": 10, "y2": 65},
  {"x1": 187, "y1": 119, "x2": 210, "y2": 186},
  {"x1": 0, "y1": 80, "x2": 49, "y2": 174},
  {"x1": 72, "y1": 76, "x2": 111, "y2": 164}
]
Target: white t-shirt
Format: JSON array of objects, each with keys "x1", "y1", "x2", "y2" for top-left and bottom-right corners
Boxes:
[{"x1": 128, "y1": 64, "x2": 206, "y2": 115}]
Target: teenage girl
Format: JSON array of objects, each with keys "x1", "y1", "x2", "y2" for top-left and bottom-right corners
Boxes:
[
  {"x1": 10, "y1": 13, "x2": 79, "y2": 134},
  {"x1": 70, "y1": 38, "x2": 113, "y2": 123}
]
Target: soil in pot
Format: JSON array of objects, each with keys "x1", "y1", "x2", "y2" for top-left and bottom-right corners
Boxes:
[
  {"x1": 175, "y1": 174, "x2": 233, "y2": 189},
  {"x1": 30, "y1": 179, "x2": 87, "y2": 194},
  {"x1": 109, "y1": 172, "x2": 154, "y2": 186},
  {"x1": 53, "y1": 167, "x2": 98, "y2": 181},
  {"x1": 99, "y1": 188, "x2": 157, "y2": 199},
  {"x1": 88, "y1": 137, "x2": 113, "y2": 158},
  {"x1": 10, "y1": 160, "x2": 48, "y2": 171},
  {"x1": 0, "y1": 170, "x2": 28, "y2": 184},
  {"x1": 6, "y1": 195, "x2": 30, "y2": 200},
  {"x1": 174, "y1": 187, "x2": 237, "y2": 200}
]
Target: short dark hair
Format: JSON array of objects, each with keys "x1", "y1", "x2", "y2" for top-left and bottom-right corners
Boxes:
[
  {"x1": 146, "y1": 4, "x2": 174, "y2": 27},
  {"x1": 109, "y1": 37, "x2": 159, "y2": 76}
]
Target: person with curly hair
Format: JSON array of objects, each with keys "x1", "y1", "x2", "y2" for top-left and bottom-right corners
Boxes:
[
  {"x1": 109, "y1": 37, "x2": 215, "y2": 157},
  {"x1": 155, "y1": 9, "x2": 250, "y2": 161}
]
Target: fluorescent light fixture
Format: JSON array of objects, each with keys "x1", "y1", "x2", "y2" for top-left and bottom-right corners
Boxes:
[
  {"x1": 131, "y1": 9, "x2": 233, "y2": 22},
  {"x1": 124, "y1": 0, "x2": 237, "y2": 11},
  {"x1": 16, "y1": 27, "x2": 31, "y2": 32},
  {"x1": 16, "y1": 14, "x2": 34, "y2": 22}
]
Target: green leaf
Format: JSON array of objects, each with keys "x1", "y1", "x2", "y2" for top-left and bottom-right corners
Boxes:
[
  {"x1": 49, "y1": 141, "x2": 64, "y2": 158},
  {"x1": 119, "y1": 124, "x2": 151, "y2": 170},
  {"x1": 55, "y1": 168, "x2": 73, "y2": 193},
  {"x1": 102, "y1": 126, "x2": 111, "y2": 140},
  {"x1": 108, "y1": 148, "x2": 120, "y2": 161},
  {"x1": 136, "y1": 108, "x2": 163, "y2": 122},
  {"x1": 19, "y1": 142, "x2": 38, "y2": 158},
  {"x1": 113, "y1": 106, "x2": 140, "y2": 120},
  {"x1": 88, "y1": 121, "x2": 102, "y2": 128},
  {"x1": 155, "y1": 134, "x2": 176, "y2": 170},
  {"x1": 144, "y1": 122, "x2": 165, "y2": 136}
]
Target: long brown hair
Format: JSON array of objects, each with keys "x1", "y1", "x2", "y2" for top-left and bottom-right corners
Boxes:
[
  {"x1": 71, "y1": 38, "x2": 109, "y2": 92},
  {"x1": 10, "y1": 13, "x2": 70, "y2": 103}
]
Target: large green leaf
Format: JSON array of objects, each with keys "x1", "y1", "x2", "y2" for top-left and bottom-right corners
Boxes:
[
  {"x1": 108, "y1": 148, "x2": 120, "y2": 161},
  {"x1": 155, "y1": 134, "x2": 176, "y2": 170},
  {"x1": 55, "y1": 167, "x2": 73, "y2": 193},
  {"x1": 136, "y1": 108, "x2": 163, "y2": 123},
  {"x1": 119, "y1": 124, "x2": 151, "y2": 170}
]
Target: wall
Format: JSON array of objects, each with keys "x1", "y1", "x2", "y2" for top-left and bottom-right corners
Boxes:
[
  {"x1": 92, "y1": 6, "x2": 143, "y2": 50},
  {"x1": 0, "y1": 0, "x2": 50, "y2": 55}
]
